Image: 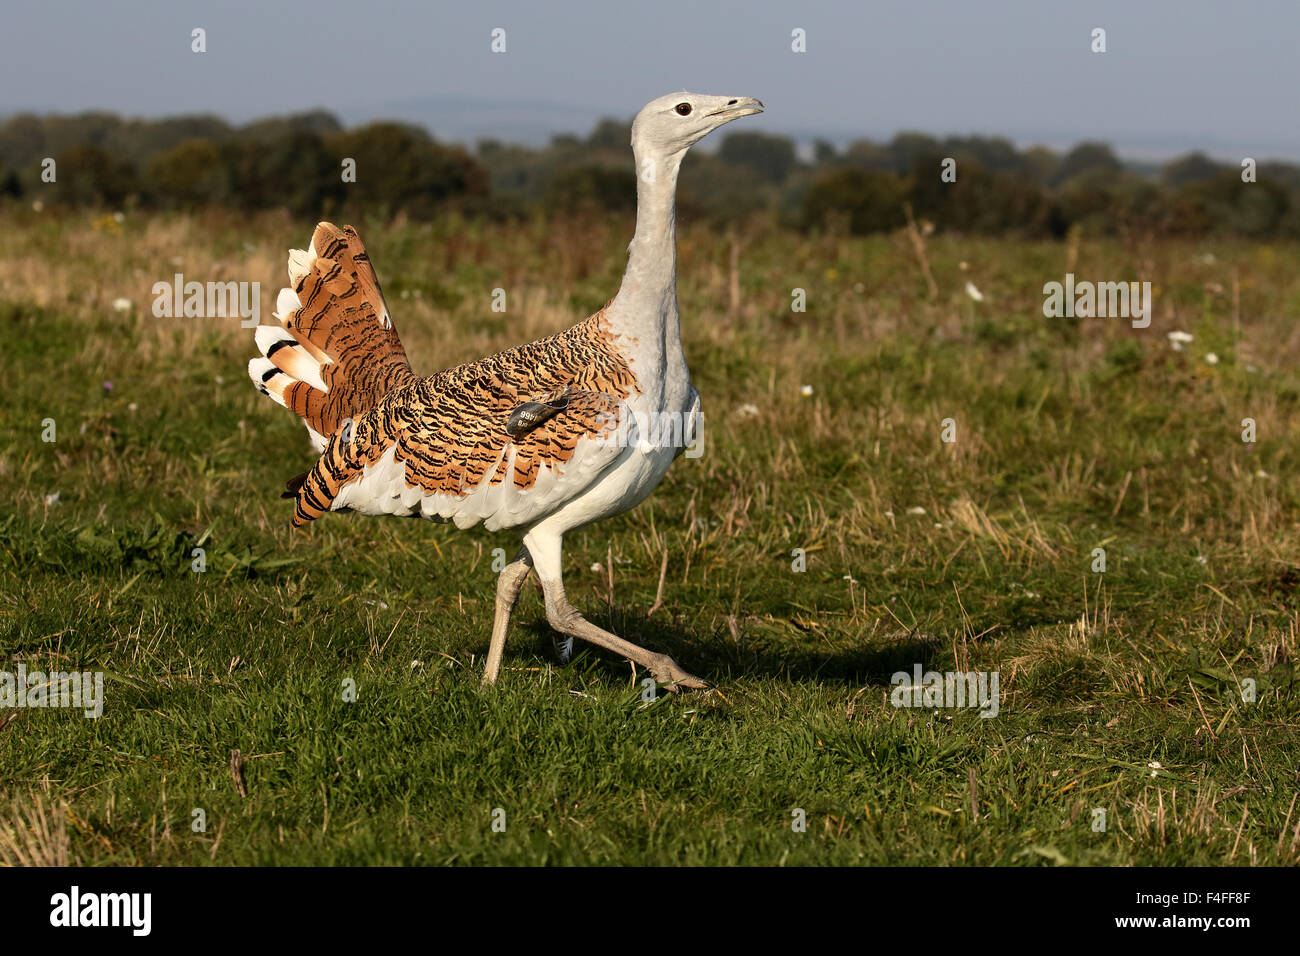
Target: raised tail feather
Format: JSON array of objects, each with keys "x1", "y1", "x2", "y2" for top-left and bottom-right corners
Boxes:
[{"x1": 248, "y1": 222, "x2": 416, "y2": 518}]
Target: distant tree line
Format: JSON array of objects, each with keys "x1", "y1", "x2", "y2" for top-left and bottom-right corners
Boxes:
[
  {"x1": 0, "y1": 110, "x2": 488, "y2": 219},
  {"x1": 3, "y1": 109, "x2": 1299, "y2": 238}
]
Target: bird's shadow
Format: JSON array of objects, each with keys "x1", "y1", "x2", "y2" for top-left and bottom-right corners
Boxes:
[{"x1": 517, "y1": 604, "x2": 943, "y2": 689}]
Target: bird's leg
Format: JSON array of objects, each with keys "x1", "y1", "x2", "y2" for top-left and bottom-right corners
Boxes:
[
  {"x1": 481, "y1": 547, "x2": 534, "y2": 686},
  {"x1": 546, "y1": 593, "x2": 708, "y2": 690},
  {"x1": 523, "y1": 529, "x2": 708, "y2": 691}
]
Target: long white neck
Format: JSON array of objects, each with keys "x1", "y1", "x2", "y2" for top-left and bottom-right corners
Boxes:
[{"x1": 606, "y1": 146, "x2": 686, "y2": 392}]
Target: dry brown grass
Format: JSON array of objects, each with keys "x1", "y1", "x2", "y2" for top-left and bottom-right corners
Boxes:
[{"x1": 0, "y1": 792, "x2": 74, "y2": 867}]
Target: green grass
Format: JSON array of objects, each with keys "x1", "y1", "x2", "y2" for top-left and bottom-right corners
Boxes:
[{"x1": 1, "y1": 210, "x2": 1298, "y2": 865}]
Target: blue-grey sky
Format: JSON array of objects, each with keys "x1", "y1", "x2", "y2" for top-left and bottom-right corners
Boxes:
[{"x1": 3, "y1": 0, "x2": 1298, "y2": 159}]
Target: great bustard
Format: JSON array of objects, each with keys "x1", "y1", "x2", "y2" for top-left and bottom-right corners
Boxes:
[{"x1": 247, "y1": 92, "x2": 763, "y2": 689}]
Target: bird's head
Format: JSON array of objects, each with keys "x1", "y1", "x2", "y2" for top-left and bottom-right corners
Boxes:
[{"x1": 631, "y1": 92, "x2": 764, "y2": 159}]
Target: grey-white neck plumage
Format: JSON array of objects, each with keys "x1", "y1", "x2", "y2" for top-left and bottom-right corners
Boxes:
[
  {"x1": 604, "y1": 92, "x2": 763, "y2": 405},
  {"x1": 608, "y1": 147, "x2": 685, "y2": 398}
]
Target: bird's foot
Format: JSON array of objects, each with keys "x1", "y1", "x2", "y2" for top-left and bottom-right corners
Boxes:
[
  {"x1": 552, "y1": 634, "x2": 575, "y2": 665},
  {"x1": 650, "y1": 654, "x2": 711, "y2": 692}
]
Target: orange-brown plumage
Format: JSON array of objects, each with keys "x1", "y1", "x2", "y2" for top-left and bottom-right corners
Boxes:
[
  {"x1": 249, "y1": 223, "x2": 642, "y2": 528},
  {"x1": 278, "y1": 224, "x2": 415, "y2": 439},
  {"x1": 291, "y1": 305, "x2": 636, "y2": 525}
]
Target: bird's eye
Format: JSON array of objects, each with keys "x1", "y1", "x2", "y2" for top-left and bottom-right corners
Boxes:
[{"x1": 675, "y1": 103, "x2": 692, "y2": 116}]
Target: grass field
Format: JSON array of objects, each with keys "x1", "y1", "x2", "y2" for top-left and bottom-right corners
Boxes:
[{"x1": 2, "y1": 208, "x2": 1299, "y2": 865}]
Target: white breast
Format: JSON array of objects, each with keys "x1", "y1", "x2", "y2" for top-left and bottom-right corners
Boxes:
[{"x1": 533, "y1": 386, "x2": 701, "y2": 536}]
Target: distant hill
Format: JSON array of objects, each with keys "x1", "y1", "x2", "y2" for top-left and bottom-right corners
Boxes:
[{"x1": 334, "y1": 95, "x2": 1300, "y2": 165}]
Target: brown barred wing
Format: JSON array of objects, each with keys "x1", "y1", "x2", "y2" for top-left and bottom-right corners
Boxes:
[{"x1": 291, "y1": 380, "x2": 632, "y2": 532}]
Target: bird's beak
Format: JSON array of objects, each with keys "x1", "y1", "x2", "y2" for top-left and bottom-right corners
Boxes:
[{"x1": 707, "y1": 97, "x2": 764, "y2": 120}]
